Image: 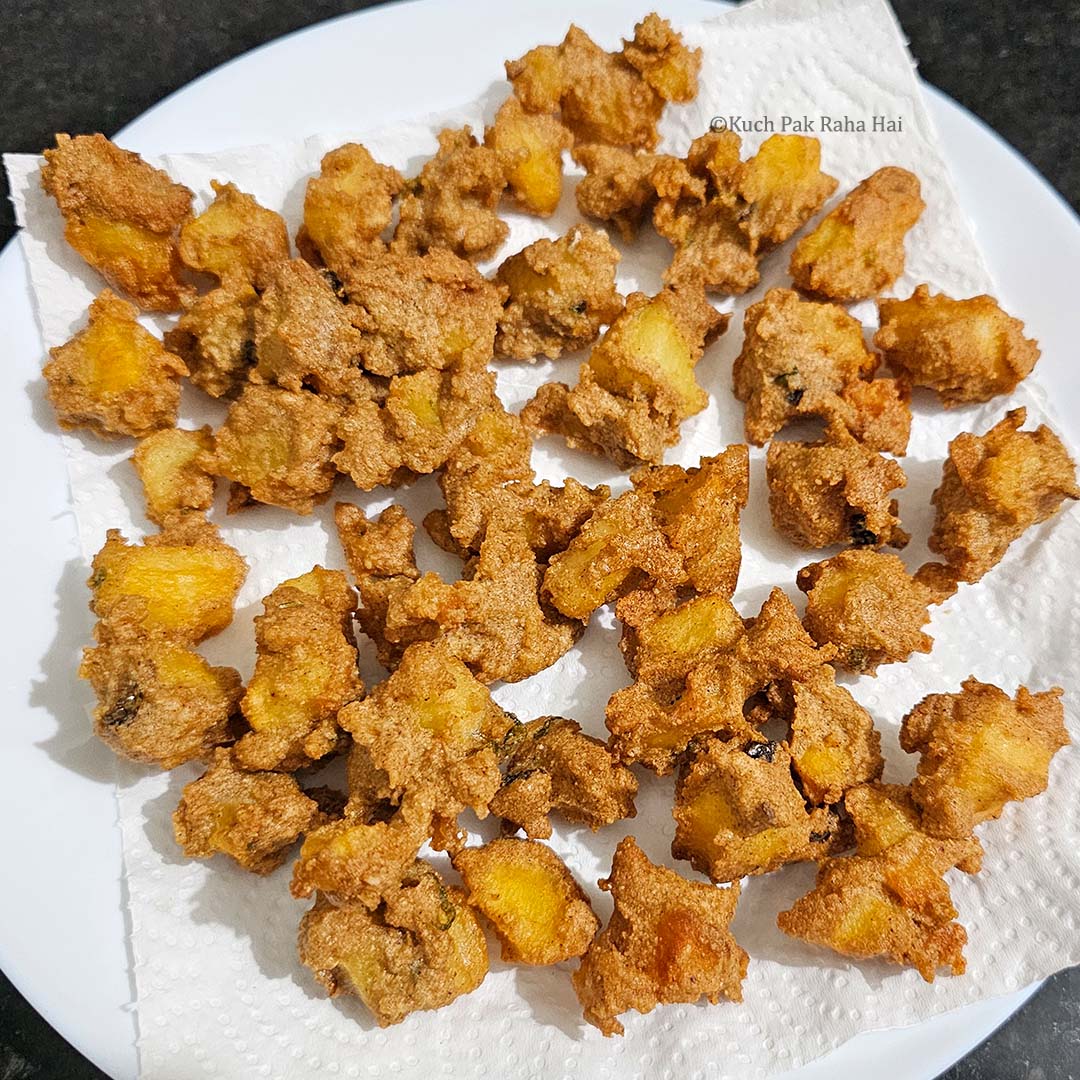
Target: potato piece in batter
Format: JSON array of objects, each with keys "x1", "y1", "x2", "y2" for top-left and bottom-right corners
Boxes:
[
  {"x1": 173, "y1": 749, "x2": 322, "y2": 873},
  {"x1": 41, "y1": 133, "x2": 193, "y2": 310},
  {"x1": 790, "y1": 167, "x2": 925, "y2": 301},
  {"x1": 494, "y1": 225, "x2": 623, "y2": 360},
  {"x1": 132, "y1": 426, "x2": 215, "y2": 525},
  {"x1": 573, "y1": 836, "x2": 747, "y2": 1037},
  {"x1": 797, "y1": 549, "x2": 933, "y2": 673},
  {"x1": 572, "y1": 144, "x2": 666, "y2": 240},
  {"x1": 44, "y1": 290, "x2": 188, "y2": 438},
  {"x1": 900, "y1": 678, "x2": 1069, "y2": 840},
  {"x1": 485, "y1": 96, "x2": 573, "y2": 216},
  {"x1": 620, "y1": 12, "x2": 702, "y2": 104},
  {"x1": 454, "y1": 838, "x2": 598, "y2": 964}
]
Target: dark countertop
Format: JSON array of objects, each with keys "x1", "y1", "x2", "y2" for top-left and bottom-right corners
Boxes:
[{"x1": 1, "y1": 2, "x2": 1078, "y2": 1078}]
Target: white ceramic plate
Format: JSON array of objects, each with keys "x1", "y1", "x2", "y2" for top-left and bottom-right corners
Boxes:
[{"x1": 2, "y1": 1, "x2": 1077, "y2": 1077}]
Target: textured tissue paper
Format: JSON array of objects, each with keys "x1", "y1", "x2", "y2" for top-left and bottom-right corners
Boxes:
[{"x1": 7, "y1": 0, "x2": 1080, "y2": 1076}]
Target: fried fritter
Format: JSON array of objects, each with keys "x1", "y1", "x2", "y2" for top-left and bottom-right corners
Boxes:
[
  {"x1": 620, "y1": 12, "x2": 702, "y2": 104},
  {"x1": 296, "y1": 142, "x2": 403, "y2": 277},
  {"x1": 201, "y1": 384, "x2": 343, "y2": 514},
  {"x1": 734, "y1": 288, "x2": 909, "y2": 450},
  {"x1": 81, "y1": 623, "x2": 241, "y2": 769},
  {"x1": 522, "y1": 284, "x2": 728, "y2": 466},
  {"x1": 173, "y1": 748, "x2": 322, "y2": 873},
  {"x1": 875, "y1": 285, "x2": 1040, "y2": 406},
  {"x1": 163, "y1": 281, "x2": 257, "y2": 399},
  {"x1": 571, "y1": 143, "x2": 667, "y2": 240},
  {"x1": 917, "y1": 408, "x2": 1079, "y2": 592},
  {"x1": 673, "y1": 735, "x2": 845, "y2": 883},
  {"x1": 177, "y1": 180, "x2": 289, "y2": 291},
  {"x1": 89, "y1": 515, "x2": 247, "y2": 644},
  {"x1": 492, "y1": 716, "x2": 637, "y2": 838},
  {"x1": 132, "y1": 426, "x2": 215, "y2": 526},
  {"x1": 40, "y1": 133, "x2": 193, "y2": 310},
  {"x1": 484, "y1": 96, "x2": 573, "y2": 217},
  {"x1": 298, "y1": 862, "x2": 488, "y2": 1027},
  {"x1": 572, "y1": 836, "x2": 747, "y2": 1037},
  {"x1": 44, "y1": 290, "x2": 188, "y2": 438},
  {"x1": 766, "y1": 426, "x2": 909, "y2": 550},
  {"x1": 233, "y1": 568, "x2": 362, "y2": 772},
  {"x1": 790, "y1": 166, "x2": 925, "y2": 301},
  {"x1": 342, "y1": 248, "x2": 505, "y2": 376},
  {"x1": 900, "y1": 678, "x2": 1069, "y2": 840},
  {"x1": 797, "y1": 549, "x2": 932, "y2": 674},
  {"x1": 392, "y1": 127, "x2": 509, "y2": 261},
  {"x1": 494, "y1": 225, "x2": 623, "y2": 361},
  {"x1": 453, "y1": 838, "x2": 598, "y2": 964}
]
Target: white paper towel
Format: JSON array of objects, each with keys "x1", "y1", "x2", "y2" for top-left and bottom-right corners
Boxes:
[{"x1": 6, "y1": 0, "x2": 1080, "y2": 1076}]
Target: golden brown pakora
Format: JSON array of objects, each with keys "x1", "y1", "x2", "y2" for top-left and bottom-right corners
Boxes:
[
  {"x1": 900, "y1": 678, "x2": 1069, "y2": 840},
  {"x1": 177, "y1": 180, "x2": 289, "y2": 291},
  {"x1": 40, "y1": 133, "x2": 194, "y2": 310},
  {"x1": 44, "y1": 290, "x2": 189, "y2": 438},
  {"x1": 492, "y1": 716, "x2": 637, "y2": 838},
  {"x1": 790, "y1": 166, "x2": 925, "y2": 301},
  {"x1": 453, "y1": 838, "x2": 598, "y2": 964},
  {"x1": 766, "y1": 426, "x2": 909, "y2": 550},
  {"x1": 392, "y1": 127, "x2": 509, "y2": 261},
  {"x1": 494, "y1": 225, "x2": 623, "y2": 361},
  {"x1": 875, "y1": 285, "x2": 1040, "y2": 406},
  {"x1": 173, "y1": 748, "x2": 323, "y2": 873},
  {"x1": 233, "y1": 568, "x2": 362, "y2": 772},
  {"x1": 571, "y1": 143, "x2": 668, "y2": 240},
  {"x1": 797, "y1": 549, "x2": 933, "y2": 673},
  {"x1": 572, "y1": 836, "x2": 747, "y2": 1036},
  {"x1": 132, "y1": 426, "x2": 215, "y2": 526},
  {"x1": 620, "y1": 12, "x2": 701, "y2": 104},
  {"x1": 298, "y1": 862, "x2": 488, "y2": 1027},
  {"x1": 522, "y1": 283, "x2": 728, "y2": 466},
  {"x1": 201, "y1": 384, "x2": 343, "y2": 513},
  {"x1": 917, "y1": 408, "x2": 1079, "y2": 592}
]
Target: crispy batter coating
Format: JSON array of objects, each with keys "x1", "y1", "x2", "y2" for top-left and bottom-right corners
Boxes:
[
  {"x1": 81, "y1": 623, "x2": 241, "y2": 769},
  {"x1": 342, "y1": 248, "x2": 505, "y2": 376},
  {"x1": 392, "y1": 127, "x2": 509, "y2": 261},
  {"x1": 44, "y1": 290, "x2": 188, "y2": 438},
  {"x1": 251, "y1": 259, "x2": 365, "y2": 397},
  {"x1": 766, "y1": 427, "x2": 909, "y2": 550},
  {"x1": 572, "y1": 836, "x2": 747, "y2": 1037},
  {"x1": 492, "y1": 716, "x2": 637, "y2": 838},
  {"x1": 572, "y1": 144, "x2": 667, "y2": 240},
  {"x1": 734, "y1": 288, "x2": 908, "y2": 450},
  {"x1": 296, "y1": 142, "x2": 403, "y2": 277},
  {"x1": 233, "y1": 568, "x2": 362, "y2": 772},
  {"x1": 484, "y1": 96, "x2": 573, "y2": 217},
  {"x1": 333, "y1": 367, "x2": 496, "y2": 492},
  {"x1": 607, "y1": 587, "x2": 836, "y2": 773},
  {"x1": 620, "y1": 12, "x2": 702, "y2": 104},
  {"x1": 631, "y1": 445, "x2": 749, "y2": 596},
  {"x1": 522, "y1": 284, "x2": 728, "y2": 466},
  {"x1": 900, "y1": 678, "x2": 1069, "y2": 840},
  {"x1": 453, "y1": 838, "x2": 598, "y2": 964},
  {"x1": 672, "y1": 735, "x2": 845, "y2": 882},
  {"x1": 875, "y1": 285, "x2": 1040, "y2": 406},
  {"x1": 790, "y1": 167, "x2": 925, "y2": 301},
  {"x1": 201, "y1": 384, "x2": 343, "y2": 514},
  {"x1": 163, "y1": 282, "x2": 257, "y2": 399},
  {"x1": 298, "y1": 862, "x2": 488, "y2": 1027},
  {"x1": 89, "y1": 515, "x2": 247, "y2": 644},
  {"x1": 177, "y1": 180, "x2": 289, "y2": 290},
  {"x1": 173, "y1": 749, "x2": 322, "y2": 873},
  {"x1": 132, "y1": 426, "x2": 215, "y2": 526},
  {"x1": 40, "y1": 133, "x2": 193, "y2": 310},
  {"x1": 917, "y1": 408, "x2": 1080, "y2": 591},
  {"x1": 797, "y1": 550, "x2": 933, "y2": 674},
  {"x1": 494, "y1": 225, "x2": 623, "y2": 361}
]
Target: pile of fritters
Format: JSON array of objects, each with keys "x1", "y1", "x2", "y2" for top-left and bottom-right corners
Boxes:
[{"x1": 35, "y1": 7, "x2": 1077, "y2": 1044}]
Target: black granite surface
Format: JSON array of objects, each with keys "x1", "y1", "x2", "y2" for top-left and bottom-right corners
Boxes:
[{"x1": 0, "y1": 2, "x2": 1077, "y2": 1078}]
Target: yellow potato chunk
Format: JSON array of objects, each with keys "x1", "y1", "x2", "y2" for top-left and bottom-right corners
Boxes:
[
  {"x1": 485, "y1": 95, "x2": 572, "y2": 216},
  {"x1": 44, "y1": 290, "x2": 188, "y2": 438},
  {"x1": 900, "y1": 678, "x2": 1069, "y2": 839},
  {"x1": 132, "y1": 426, "x2": 215, "y2": 525},
  {"x1": 453, "y1": 838, "x2": 598, "y2": 964},
  {"x1": 40, "y1": 133, "x2": 194, "y2": 310},
  {"x1": 789, "y1": 166, "x2": 925, "y2": 301}
]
